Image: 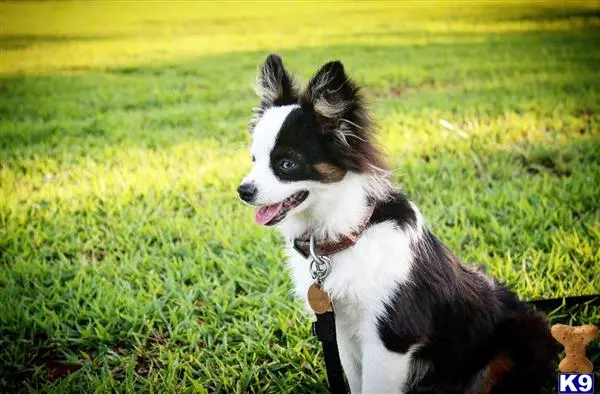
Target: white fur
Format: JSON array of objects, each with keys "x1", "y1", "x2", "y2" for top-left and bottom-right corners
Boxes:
[
  {"x1": 279, "y1": 171, "x2": 392, "y2": 241},
  {"x1": 280, "y1": 173, "x2": 424, "y2": 393},
  {"x1": 250, "y1": 105, "x2": 296, "y2": 161},
  {"x1": 361, "y1": 340, "x2": 416, "y2": 394}
]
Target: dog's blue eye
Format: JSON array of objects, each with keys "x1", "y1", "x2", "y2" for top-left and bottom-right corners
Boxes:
[{"x1": 279, "y1": 159, "x2": 298, "y2": 171}]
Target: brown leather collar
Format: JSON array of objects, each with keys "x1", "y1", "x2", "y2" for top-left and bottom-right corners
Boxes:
[{"x1": 293, "y1": 204, "x2": 376, "y2": 259}]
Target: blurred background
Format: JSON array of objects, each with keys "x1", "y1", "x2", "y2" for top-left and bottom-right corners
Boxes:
[{"x1": 1, "y1": 1, "x2": 598, "y2": 392}]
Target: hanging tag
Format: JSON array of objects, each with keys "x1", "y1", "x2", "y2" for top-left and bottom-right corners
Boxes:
[{"x1": 308, "y1": 282, "x2": 330, "y2": 314}]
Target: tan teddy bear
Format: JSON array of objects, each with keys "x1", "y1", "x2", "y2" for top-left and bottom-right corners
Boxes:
[{"x1": 551, "y1": 323, "x2": 598, "y2": 373}]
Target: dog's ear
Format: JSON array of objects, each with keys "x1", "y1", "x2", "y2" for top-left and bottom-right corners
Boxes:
[
  {"x1": 303, "y1": 61, "x2": 384, "y2": 172},
  {"x1": 302, "y1": 61, "x2": 364, "y2": 133},
  {"x1": 249, "y1": 54, "x2": 298, "y2": 133},
  {"x1": 255, "y1": 54, "x2": 298, "y2": 107}
]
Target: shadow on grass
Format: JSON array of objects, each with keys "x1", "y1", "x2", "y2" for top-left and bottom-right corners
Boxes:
[
  {"x1": 0, "y1": 34, "x2": 128, "y2": 50},
  {"x1": 510, "y1": 7, "x2": 600, "y2": 22}
]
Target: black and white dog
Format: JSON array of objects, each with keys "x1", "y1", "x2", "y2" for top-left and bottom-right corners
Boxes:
[{"x1": 238, "y1": 54, "x2": 557, "y2": 393}]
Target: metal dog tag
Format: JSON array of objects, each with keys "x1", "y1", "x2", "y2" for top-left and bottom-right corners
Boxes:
[{"x1": 308, "y1": 282, "x2": 330, "y2": 314}]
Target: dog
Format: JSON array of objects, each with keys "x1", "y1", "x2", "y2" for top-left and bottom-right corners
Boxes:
[{"x1": 238, "y1": 54, "x2": 557, "y2": 393}]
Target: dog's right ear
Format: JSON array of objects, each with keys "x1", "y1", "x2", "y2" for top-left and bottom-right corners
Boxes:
[
  {"x1": 249, "y1": 54, "x2": 298, "y2": 133},
  {"x1": 255, "y1": 54, "x2": 298, "y2": 107}
]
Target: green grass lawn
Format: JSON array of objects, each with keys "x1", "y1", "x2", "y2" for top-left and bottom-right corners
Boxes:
[{"x1": 1, "y1": 1, "x2": 599, "y2": 392}]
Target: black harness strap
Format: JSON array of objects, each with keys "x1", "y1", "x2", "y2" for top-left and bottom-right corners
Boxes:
[
  {"x1": 312, "y1": 311, "x2": 348, "y2": 394},
  {"x1": 527, "y1": 294, "x2": 600, "y2": 311}
]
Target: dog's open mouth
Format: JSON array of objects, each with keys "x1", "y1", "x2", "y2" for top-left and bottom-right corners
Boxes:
[{"x1": 255, "y1": 191, "x2": 309, "y2": 226}]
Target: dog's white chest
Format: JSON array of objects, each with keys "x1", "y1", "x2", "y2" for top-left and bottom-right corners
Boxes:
[{"x1": 286, "y1": 221, "x2": 415, "y2": 331}]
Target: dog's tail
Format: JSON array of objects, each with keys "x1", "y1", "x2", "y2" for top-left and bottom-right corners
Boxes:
[{"x1": 489, "y1": 308, "x2": 559, "y2": 394}]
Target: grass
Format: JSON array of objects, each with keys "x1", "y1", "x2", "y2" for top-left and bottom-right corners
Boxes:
[{"x1": 0, "y1": 1, "x2": 599, "y2": 392}]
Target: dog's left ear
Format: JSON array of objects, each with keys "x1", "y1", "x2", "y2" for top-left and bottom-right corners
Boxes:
[
  {"x1": 302, "y1": 61, "x2": 363, "y2": 133},
  {"x1": 303, "y1": 61, "x2": 384, "y2": 172}
]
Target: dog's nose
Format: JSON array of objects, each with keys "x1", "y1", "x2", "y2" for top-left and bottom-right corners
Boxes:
[{"x1": 237, "y1": 183, "x2": 257, "y2": 202}]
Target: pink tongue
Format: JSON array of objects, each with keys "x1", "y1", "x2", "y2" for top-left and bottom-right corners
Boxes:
[{"x1": 255, "y1": 203, "x2": 283, "y2": 225}]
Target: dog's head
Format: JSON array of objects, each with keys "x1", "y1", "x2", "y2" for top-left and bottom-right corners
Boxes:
[{"x1": 238, "y1": 54, "x2": 384, "y2": 227}]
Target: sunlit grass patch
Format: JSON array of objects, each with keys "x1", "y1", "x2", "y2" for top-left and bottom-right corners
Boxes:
[{"x1": 1, "y1": 1, "x2": 599, "y2": 73}]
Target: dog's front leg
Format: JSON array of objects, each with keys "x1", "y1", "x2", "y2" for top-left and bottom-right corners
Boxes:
[
  {"x1": 336, "y1": 325, "x2": 362, "y2": 393},
  {"x1": 360, "y1": 338, "x2": 412, "y2": 394}
]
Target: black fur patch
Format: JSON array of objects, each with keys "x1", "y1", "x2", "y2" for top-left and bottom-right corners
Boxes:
[
  {"x1": 269, "y1": 107, "x2": 329, "y2": 183},
  {"x1": 368, "y1": 191, "x2": 416, "y2": 230},
  {"x1": 372, "y1": 208, "x2": 557, "y2": 392}
]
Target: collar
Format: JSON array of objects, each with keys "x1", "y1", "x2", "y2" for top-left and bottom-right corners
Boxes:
[{"x1": 292, "y1": 204, "x2": 376, "y2": 259}]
